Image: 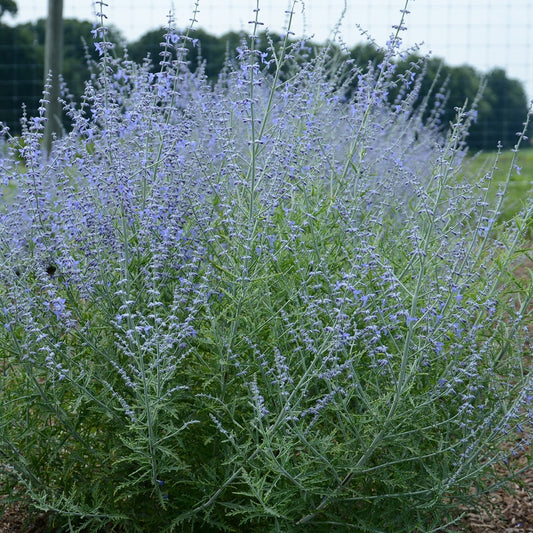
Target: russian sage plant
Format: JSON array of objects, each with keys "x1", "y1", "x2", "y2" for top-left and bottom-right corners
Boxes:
[{"x1": 1, "y1": 1, "x2": 533, "y2": 531}]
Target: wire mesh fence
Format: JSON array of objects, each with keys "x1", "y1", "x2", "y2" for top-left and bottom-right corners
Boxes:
[{"x1": 1, "y1": 1, "x2": 532, "y2": 145}]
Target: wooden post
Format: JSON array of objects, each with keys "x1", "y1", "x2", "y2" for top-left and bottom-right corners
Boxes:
[{"x1": 43, "y1": 0, "x2": 63, "y2": 155}]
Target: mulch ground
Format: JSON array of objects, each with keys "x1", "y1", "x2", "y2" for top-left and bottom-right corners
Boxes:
[
  {"x1": 0, "y1": 499, "x2": 48, "y2": 533},
  {"x1": 456, "y1": 449, "x2": 533, "y2": 533}
]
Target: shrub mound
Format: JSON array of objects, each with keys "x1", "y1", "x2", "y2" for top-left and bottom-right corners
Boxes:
[{"x1": 1, "y1": 3, "x2": 533, "y2": 532}]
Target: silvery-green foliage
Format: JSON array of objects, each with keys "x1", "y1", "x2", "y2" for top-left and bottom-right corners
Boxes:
[{"x1": 0, "y1": 1, "x2": 532, "y2": 531}]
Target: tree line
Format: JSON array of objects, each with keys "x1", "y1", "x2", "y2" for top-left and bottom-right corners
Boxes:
[{"x1": 0, "y1": 7, "x2": 529, "y2": 150}]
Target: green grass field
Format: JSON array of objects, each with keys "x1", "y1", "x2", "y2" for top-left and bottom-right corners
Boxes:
[{"x1": 463, "y1": 147, "x2": 533, "y2": 222}]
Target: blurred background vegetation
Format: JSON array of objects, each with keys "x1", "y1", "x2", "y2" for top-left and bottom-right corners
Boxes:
[{"x1": 0, "y1": 0, "x2": 530, "y2": 151}]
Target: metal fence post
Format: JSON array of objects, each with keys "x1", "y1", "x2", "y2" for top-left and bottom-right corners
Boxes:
[{"x1": 43, "y1": 0, "x2": 63, "y2": 155}]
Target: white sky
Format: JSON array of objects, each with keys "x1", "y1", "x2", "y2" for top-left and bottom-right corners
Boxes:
[{"x1": 8, "y1": 1, "x2": 533, "y2": 99}]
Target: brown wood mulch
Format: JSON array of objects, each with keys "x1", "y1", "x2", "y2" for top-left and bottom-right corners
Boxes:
[
  {"x1": 0, "y1": 498, "x2": 48, "y2": 533},
  {"x1": 461, "y1": 480, "x2": 533, "y2": 533},
  {"x1": 454, "y1": 448, "x2": 533, "y2": 533}
]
